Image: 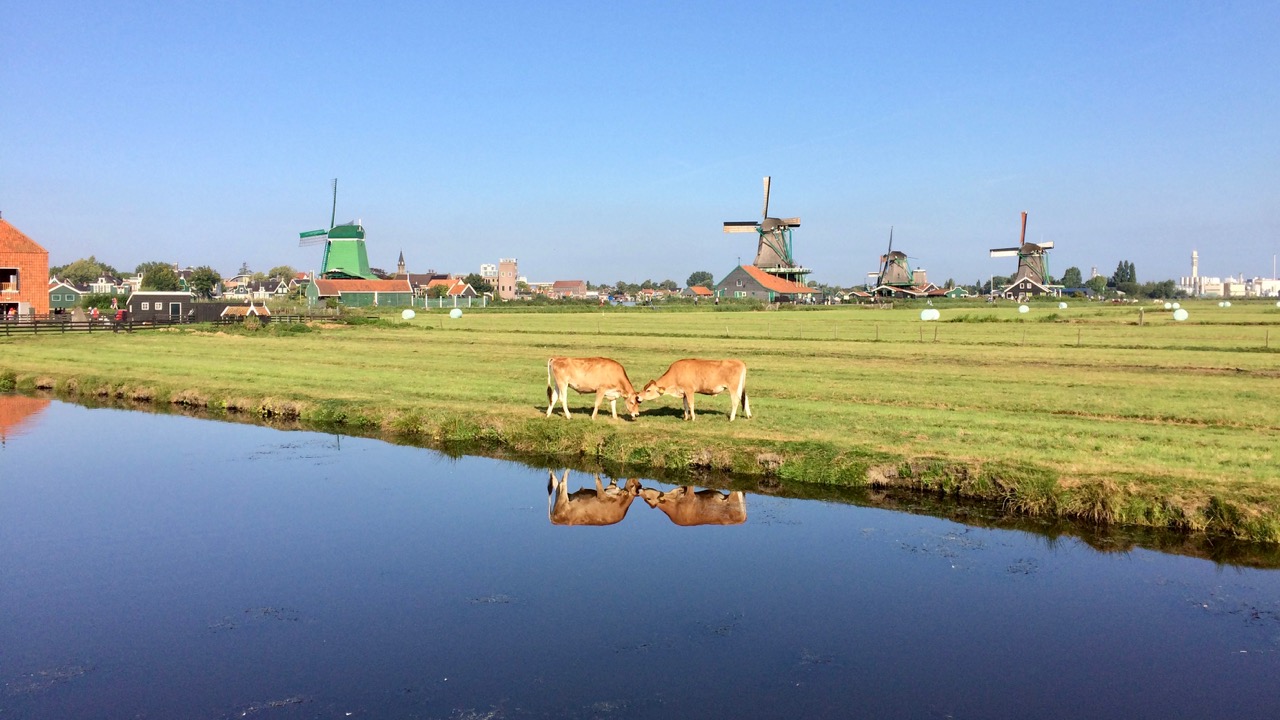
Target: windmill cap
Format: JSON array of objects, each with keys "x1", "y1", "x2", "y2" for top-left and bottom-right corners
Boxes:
[{"x1": 327, "y1": 223, "x2": 365, "y2": 239}]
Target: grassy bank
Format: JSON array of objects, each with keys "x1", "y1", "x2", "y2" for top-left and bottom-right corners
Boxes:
[{"x1": 3, "y1": 299, "x2": 1279, "y2": 541}]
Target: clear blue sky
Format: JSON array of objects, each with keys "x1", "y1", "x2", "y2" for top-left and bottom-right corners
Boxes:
[{"x1": 5, "y1": 1, "x2": 1279, "y2": 286}]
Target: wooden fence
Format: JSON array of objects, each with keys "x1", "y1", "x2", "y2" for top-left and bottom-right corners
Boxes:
[{"x1": 1, "y1": 314, "x2": 310, "y2": 336}]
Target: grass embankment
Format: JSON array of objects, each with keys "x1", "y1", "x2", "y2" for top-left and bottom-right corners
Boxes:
[{"x1": 3, "y1": 299, "x2": 1279, "y2": 541}]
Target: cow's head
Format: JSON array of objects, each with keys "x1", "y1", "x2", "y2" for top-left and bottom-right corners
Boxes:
[
  {"x1": 624, "y1": 392, "x2": 641, "y2": 419},
  {"x1": 637, "y1": 381, "x2": 663, "y2": 402}
]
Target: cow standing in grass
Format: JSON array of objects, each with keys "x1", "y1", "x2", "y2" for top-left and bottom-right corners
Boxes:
[
  {"x1": 546, "y1": 357, "x2": 641, "y2": 420},
  {"x1": 638, "y1": 358, "x2": 751, "y2": 421}
]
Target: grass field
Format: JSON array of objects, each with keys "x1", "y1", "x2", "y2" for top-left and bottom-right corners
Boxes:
[{"x1": 3, "y1": 298, "x2": 1279, "y2": 541}]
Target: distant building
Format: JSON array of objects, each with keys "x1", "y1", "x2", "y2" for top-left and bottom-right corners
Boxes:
[
  {"x1": 551, "y1": 280, "x2": 587, "y2": 299},
  {"x1": 497, "y1": 258, "x2": 518, "y2": 300},
  {"x1": 715, "y1": 265, "x2": 817, "y2": 303},
  {"x1": 0, "y1": 216, "x2": 50, "y2": 318},
  {"x1": 220, "y1": 301, "x2": 271, "y2": 318},
  {"x1": 48, "y1": 278, "x2": 86, "y2": 314}
]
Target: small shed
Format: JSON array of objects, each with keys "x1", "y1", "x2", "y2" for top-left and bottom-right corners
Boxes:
[{"x1": 127, "y1": 291, "x2": 195, "y2": 322}]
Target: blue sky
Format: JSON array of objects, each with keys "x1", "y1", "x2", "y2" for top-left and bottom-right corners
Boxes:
[{"x1": 5, "y1": 1, "x2": 1278, "y2": 286}]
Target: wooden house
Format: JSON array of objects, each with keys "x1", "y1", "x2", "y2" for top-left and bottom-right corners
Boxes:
[
  {"x1": 126, "y1": 291, "x2": 195, "y2": 322},
  {"x1": 714, "y1": 265, "x2": 817, "y2": 303},
  {"x1": 306, "y1": 278, "x2": 414, "y2": 307},
  {"x1": 48, "y1": 278, "x2": 86, "y2": 314}
]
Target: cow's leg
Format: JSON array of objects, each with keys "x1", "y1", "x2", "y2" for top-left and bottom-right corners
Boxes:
[
  {"x1": 686, "y1": 393, "x2": 696, "y2": 421},
  {"x1": 546, "y1": 383, "x2": 557, "y2": 418},
  {"x1": 590, "y1": 391, "x2": 603, "y2": 420},
  {"x1": 742, "y1": 386, "x2": 752, "y2": 419},
  {"x1": 729, "y1": 387, "x2": 739, "y2": 421},
  {"x1": 560, "y1": 383, "x2": 573, "y2": 419},
  {"x1": 608, "y1": 395, "x2": 619, "y2": 419}
]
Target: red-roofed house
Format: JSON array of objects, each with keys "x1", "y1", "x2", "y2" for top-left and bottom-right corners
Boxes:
[
  {"x1": 715, "y1": 265, "x2": 817, "y2": 303},
  {"x1": 306, "y1": 278, "x2": 414, "y2": 307},
  {"x1": 0, "y1": 216, "x2": 50, "y2": 318},
  {"x1": 682, "y1": 285, "x2": 714, "y2": 298},
  {"x1": 423, "y1": 277, "x2": 478, "y2": 298}
]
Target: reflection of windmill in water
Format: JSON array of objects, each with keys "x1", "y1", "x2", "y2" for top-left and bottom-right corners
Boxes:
[
  {"x1": 723, "y1": 176, "x2": 810, "y2": 285},
  {"x1": 989, "y1": 211, "x2": 1059, "y2": 300},
  {"x1": 298, "y1": 179, "x2": 376, "y2": 280}
]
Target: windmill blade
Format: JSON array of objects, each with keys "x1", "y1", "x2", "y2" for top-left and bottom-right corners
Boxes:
[
  {"x1": 762, "y1": 176, "x2": 771, "y2": 220},
  {"x1": 724, "y1": 221, "x2": 761, "y2": 233},
  {"x1": 989, "y1": 248, "x2": 1020, "y2": 257},
  {"x1": 300, "y1": 228, "x2": 328, "y2": 247},
  {"x1": 1036, "y1": 240, "x2": 1054, "y2": 249},
  {"x1": 778, "y1": 217, "x2": 801, "y2": 227},
  {"x1": 1019, "y1": 211, "x2": 1028, "y2": 247}
]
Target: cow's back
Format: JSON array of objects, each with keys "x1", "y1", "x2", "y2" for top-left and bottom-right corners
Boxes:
[
  {"x1": 665, "y1": 358, "x2": 746, "y2": 392},
  {"x1": 549, "y1": 356, "x2": 633, "y2": 392}
]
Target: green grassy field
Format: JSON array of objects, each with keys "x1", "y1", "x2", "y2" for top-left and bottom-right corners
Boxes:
[{"x1": 3, "y1": 298, "x2": 1279, "y2": 540}]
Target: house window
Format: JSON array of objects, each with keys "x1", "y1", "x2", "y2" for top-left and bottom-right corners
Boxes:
[
  {"x1": 736, "y1": 280, "x2": 744, "y2": 287},
  {"x1": 51, "y1": 294, "x2": 60, "y2": 301},
  {"x1": 142, "y1": 302, "x2": 150, "y2": 310},
  {"x1": 0, "y1": 268, "x2": 16, "y2": 292}
]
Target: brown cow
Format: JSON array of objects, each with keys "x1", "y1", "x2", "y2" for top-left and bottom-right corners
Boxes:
[
  {"x1": 637, "y1": 358, "x2": 751, "y2": 421},
  {"x1": 546, "y1": 357, "x2": 641, "y2": 420},
  {"x1": 547, "y1": 470, "x2": 641, "y2": 526},
  {"x1": 638, "y1": 486, "x2": 747, "y2": 526}
]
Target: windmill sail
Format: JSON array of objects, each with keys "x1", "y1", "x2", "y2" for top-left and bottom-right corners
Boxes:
[{"x1": 723, "y1": 176, "x2": 806, "y2": 281}]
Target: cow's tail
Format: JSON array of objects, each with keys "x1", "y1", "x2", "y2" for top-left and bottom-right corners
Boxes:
[
  {"x1": 546, "y1": 358, "x2": 554, "y2": 404},
  {"x1": 740, "y1": 366, "x2": 751, "y2": 418}
]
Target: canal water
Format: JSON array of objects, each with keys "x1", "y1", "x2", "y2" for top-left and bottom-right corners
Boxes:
[{"x1": 2, "y1": 397, "x2": 1278, "y2": 719}]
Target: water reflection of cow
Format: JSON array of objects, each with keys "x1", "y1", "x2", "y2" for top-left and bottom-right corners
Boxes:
[
  {"x1": 547, "y1": 471, "x2": 746, "y2": 527},
  {"x1": 547, "y1": 470, "x2": 641, "y2": 526},
  {"x1": 639, "y1": 486, "x2": 747, "y2": 526}
]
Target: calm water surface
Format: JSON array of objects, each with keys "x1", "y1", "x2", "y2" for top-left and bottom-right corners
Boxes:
[{"x1": 2, "y1": 398, "x2": 1278, "y2": 719}]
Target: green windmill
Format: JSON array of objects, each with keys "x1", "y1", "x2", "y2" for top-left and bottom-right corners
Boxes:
[{"x1": 299, "y1": 179, "x2": 375, "y2": 280}]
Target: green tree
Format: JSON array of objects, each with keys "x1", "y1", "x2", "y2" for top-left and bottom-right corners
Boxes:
[
  {"x1": 462, "y1": 273, "x2": 493, "y2": 294},
  {"x1": 430, "y1": 284, "x2": 450, "y2": 299},
  {"x1": 1061, "y1": 266, "x2": 1084, "y2": 287},
  {"x1": 54, "y1": 256, "x2": 116, "y2": 284},
  {"x1": 1085, "y1": 276, "x2": 1108, "y2": 295},
  {"x1": 137, "y1": 262, "x2": 181, "y2": 291},
  {"x1": 267, "y1": 265, "x2": 297, "y2": 280},
  {"x1": 686, "y1": 271, "x2": 714, "y2": 289},
  {"x1": 188, "y1": 266, "x2": 222, "y2": 299},
  {"x1": 659, "y1": 279, "x2": 678, "y2": 292},
  {"x1": 1111, "y1": 260, "x2": 1136, "y2": 285}
]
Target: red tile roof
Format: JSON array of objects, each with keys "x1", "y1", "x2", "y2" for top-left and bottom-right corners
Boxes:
[
  {"x1": 687, "y1": 285, "x2": 714, "y2": 296},
  {"x1": 0, "y1": 219, "x2": 48, "y2": 254},
  {"x1": 740, "y1": 265, "x2": 816, "y2": 294}
]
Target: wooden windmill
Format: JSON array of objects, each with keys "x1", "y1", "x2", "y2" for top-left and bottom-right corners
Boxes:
[
  {"x1": 868, "y1": 227, "x2": 915, "y2": 290},
  {"x1": 989, "y1": 211, "x2": 1053, "y2": 293},
  {"x1": 298, "y1": 179, "x2": 375, "y2": 280},
  {"x1": 723, "y1": 176, "x2": 810, "y2": 284}
]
